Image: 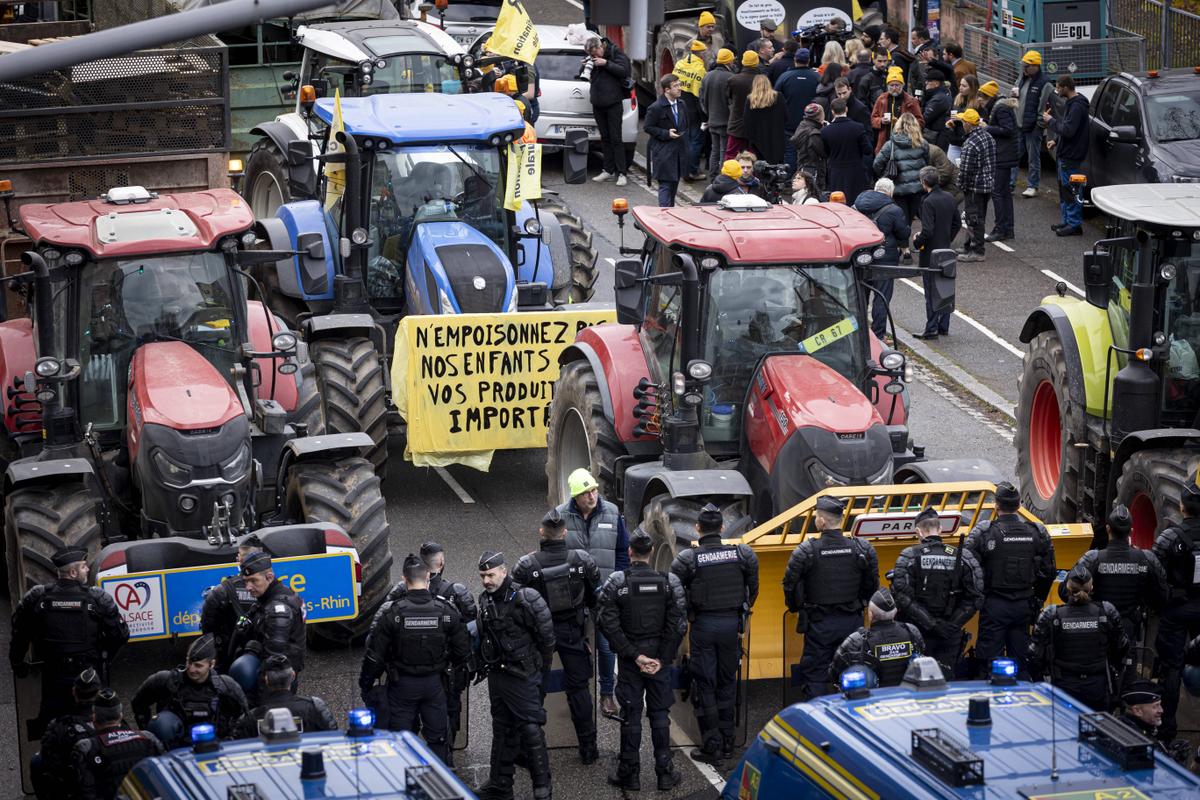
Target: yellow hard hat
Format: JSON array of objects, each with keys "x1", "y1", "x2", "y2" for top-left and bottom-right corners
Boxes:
[
  {"x1": 959, "y1": 108, "x2": 981, "y2": 126},
  {"x1": 979, "y1": 80, "x2": 999, "y2": 97},
  {"x1": 568, "y1": 468, "x2": 599, "y2": 497},
  {"x1": 1022, "y1": 50, "x2": 1042, "y2": 66},
  {"x1": 722, "y1": 159, "x2": 742, "y2": 179},
  {"x1": 886, "y1": 66, "x2": 905, "y2": 85},
  {"x1": 716, "y1": 48, "x2": 735, "y2": 65},
  {"x1": 741, "y1": 50, "x2": 760, "y2": 68},
  {"x1": 699, "y1": 11, "x2": 716, "y2": 26}
]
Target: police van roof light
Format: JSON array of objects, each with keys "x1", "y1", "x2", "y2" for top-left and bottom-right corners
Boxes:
[
  {"x1": 840, "y1": 667, "x2": 872, "y2": 699},
  {"x1": 990, "y1": 658, "x2": 1018, "y2": 685},
  {"x1": 347, "y1": 707, "x2": 375, "y2": 736},
  {"x1": 191, "y1": 723, "x2": 219, "y2": 754}
]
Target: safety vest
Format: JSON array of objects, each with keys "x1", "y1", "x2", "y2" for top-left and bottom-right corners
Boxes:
[
  {"x1": 560, "y1": 499, "x2": 621, "y2": 579},
  {"x1": 621, "y1": 569, "x2": 670, "y2": 639},
  {"x1": 34, "y1": 581, "x2": 103, "y2": 663},
  {"x1": 1051, "y1": 602, "x2": 1109, "y2": 676},
  {"x1": 386, "y1": 597, "x2": 451, "y2": 675},
  {"x1": 808, "y1": 534, "x2": 864, "y2": 607},
  {"x1": 689, "y1": 542, "x2": 746, "y2": 613},
  {"x1": 910, "y1": 539, "x2": 960, "y2": 617},
  {"x1": 88, "y1": 728, "x2": 159, "y2": 798},
  {"x1": 865, "y1": 622, "x2": 918, "y2": 686},
  {"x1": 528, "y1": 547, "x2": 590, "y2": 619},
  {"x1": 1163, "y1": 521, "x2": 1200, "y2": 598},
  {"x1": 981, "y1": 517, "x2": 1038, "y2": 596},
  {"x1": 1093, "y1": 544, "x2": 1149, "y2": 619}
]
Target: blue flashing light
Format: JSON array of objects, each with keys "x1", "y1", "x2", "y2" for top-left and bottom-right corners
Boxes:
[
  {"x1": 990, "y1": 658, "x2": 1018, "y2": 685},
  {"x1": 190, "y1": 723, "x2": 216, "y2": 745},
  {"x1": 348, "y1": 707, "x2": 375, "y2": 731},
  {"x1": 840, "y1": 669, "x2": 868, "y2": 692}
]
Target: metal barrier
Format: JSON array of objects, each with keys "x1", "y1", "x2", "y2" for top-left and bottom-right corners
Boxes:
[
  {"x1": 962, "y1": 24, "x2": 1146, "y2": 90},
  {"x1": 1112, "y1": 0, "x2": 1200, "y2": 69}
]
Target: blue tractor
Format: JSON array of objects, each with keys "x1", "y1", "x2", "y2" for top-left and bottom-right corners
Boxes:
[{"x1": 242, "y1": 91, "x2": 595, "y2": 473}]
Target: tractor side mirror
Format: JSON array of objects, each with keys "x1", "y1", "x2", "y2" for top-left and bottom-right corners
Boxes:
[
  {"x1": 614, "y1": 259, "x2": 644, "y2": 326},
  {"x1": 285, "y1": 140, "x2": 318, "y2": 200},
  {"x1": 1083, "y1": 250, "x2": 1112, "y2": 308},
  {"x1": 1109, "y1": 125, "x2": 1138, "y2": 143},
  {"x1": 563, "y1": 129, "x2": 588, "y2": 185},
  {"x1": 296, "y1": 232, "x2": 331, "y2": 296},
  {"x1": 926, "y1": 249, "x2": 957, "y2": 316}
]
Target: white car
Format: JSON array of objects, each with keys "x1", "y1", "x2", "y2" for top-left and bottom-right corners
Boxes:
[{"x1": 407, "y1": 0, "x2": 501, "y2": 47}]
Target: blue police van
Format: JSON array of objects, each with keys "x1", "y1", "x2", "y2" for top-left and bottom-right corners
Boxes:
[{"x1": 723, "y1": 658, "x2": 1200, "y2": 799}]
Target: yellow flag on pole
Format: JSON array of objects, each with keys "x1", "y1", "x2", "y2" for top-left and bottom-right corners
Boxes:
[
  {"x1": 488, "y1": 0, "x2": 540, "y2": 64},
  {"x1": 324, "y1": 89, "x2": 346, "y2": 212},
  {"x1": 503, "y1": 142, "x2": 542, "y2": 212},
  {"x1": 852, "y1": 0, "x2": 864, "y2": 21}
]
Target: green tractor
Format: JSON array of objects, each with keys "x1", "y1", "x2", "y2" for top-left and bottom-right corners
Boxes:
[{"x1": 1016, "y1": 183, "x2": 1200, "y2": 546}]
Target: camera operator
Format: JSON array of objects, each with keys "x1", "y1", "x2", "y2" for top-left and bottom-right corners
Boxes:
[
  {"x1": 752, "y1": 159, "x2": 792, "y2": 203},
  {"x1": 584, "y1": 36, "x2": 632, "y2": 187}
]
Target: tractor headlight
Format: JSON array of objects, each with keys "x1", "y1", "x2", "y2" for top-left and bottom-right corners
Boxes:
[
  {"x1": 153, "y1": 448, "x2": 193, "y2": 488},
  {"x1": 855, "y1": 251, "x2": 873, "y2": 266},
  {"x1": 220, "y1": 444, "x2": 251, "y2": 481},
  {"x1": 880, "y1": 350, "x2": 905, "y2": 371},
  {"x1": 360, "y1": 62, "x2": 372, "y2": 73},
  {"x1": 271, "y1": 332, "x2": 298, "y2": 352},
  {"x1": 351, "y1": 227, "x2": 369, "y2": 245},
  {"x1": 34, "y1": 356, "x2": 61, "y2": 378},
  {"x1": 524, "y1": 218, "x2": 543, "y2": 236},
  {"x1": 873, "y1": 247, "x2": 886, "y2": 260},
  {"x1": 1160, "y1": 263, "x2": 1178, "y2": 282},
  {"x1": 687, "y1": 359, "x2": 713, "y2": 380}
]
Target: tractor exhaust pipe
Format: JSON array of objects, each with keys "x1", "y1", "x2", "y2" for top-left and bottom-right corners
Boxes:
[
  {"x1": 662, "y1": 253, "x2": 707, "y2": 469},
  {"x1": 331, "y1": 130, "x2": 370, "y2": 315},
  {"x1": 21, "y1": 250, "x2": 55, "y2": 359}
]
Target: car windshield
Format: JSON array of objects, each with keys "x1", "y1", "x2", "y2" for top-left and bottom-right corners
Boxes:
[
  {"x1": 1146, "y1": 91, "x2": 1200, "y2": 143},
  {"x1": 365, "y1": 144, "x2": 506, "y2": 298},
  {"x1": 77, "y1": 252, "x2": 240, "y2": 430},
  {"x1": 702, "y1": 264, "x2": 865, "y2": 430},
  {"x1": 536, "y1": 51, "x2": 585, "y2": 81}
]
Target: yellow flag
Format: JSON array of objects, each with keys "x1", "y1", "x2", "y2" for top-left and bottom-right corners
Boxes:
[
  {"x1": 503, "y1": 142, "x2": 542, "y2": 211},
  {"x1": 488, "y1": 0, "x2": 540, "y2": 65},
  {"x1": 852, "y1": 0, "x2": 864, "y2": 20},
  {"x1": 324, "y1": 89, "x2": 346, "y2": 212}
]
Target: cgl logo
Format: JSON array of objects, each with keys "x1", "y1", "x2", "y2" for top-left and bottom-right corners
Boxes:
[
  {"x1": 113, "y1": 580, "x2": 151, "y2": 611},
  {"x1": 1051, "y1": 22, "x2": 1091, "y2": 41}
]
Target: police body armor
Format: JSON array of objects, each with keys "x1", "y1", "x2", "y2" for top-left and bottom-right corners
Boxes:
[
  {"x1": 1093, "y1": 548, "x2": 1147, "y2": 619},
  {"x1": 911, "y1": 540, "x2": 959, "y2": 617},
  {"x1": 387, "y1": 598, "x2": 450, "y2": 676},
  {"x1": 982, "y1": 518, "x2": 1037, "y2": 595},
  {"x1": 88, "y1": 729, "x2": 158, "y2": 797},
  {"x1": 689, "y1": 543, "x2": 746, "y2": 613},
  {"x1": 479, "y1": 590, "x2": 539, "y2": 676},
  {"x1": 167, "y1": 671, "x2": 221, "y2": 728},
  {"x1": 35, "y1": 583, "x2": 103, "y2": 665},
  {"x1": 1164, "y1": 524, "x2": 1200, "y2": 599},
  {"x1": 1051, "y1": 603, "x2": 1109, "y2": 678},
  {"x1": 865, "y1": 622, "x2": 917, "y2": 686},
  {"x1": 621, "y1": 571, "x2": 669, "y2": 640},
  {"x1": 808, "y1": 536, "x2": 862, "y2": 607},
  {"x1": 531, "y1": 550, "x2": 588, "y2": 619}
]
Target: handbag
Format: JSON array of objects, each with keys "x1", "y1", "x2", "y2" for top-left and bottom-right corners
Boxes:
[{"x1": 883, "y1": 142, "x2": 899, "y2": 180}]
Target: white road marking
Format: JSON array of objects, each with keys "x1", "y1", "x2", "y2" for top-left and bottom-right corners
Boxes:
[
  {"x1": 991, "y1": 240, "x2": 1014, "y2": 252},
  {"x1": 914, "y1": 364, "x2": 1015, "y2": 443},
  {"x1": 604, "y1": 257, "x2": 616, "y2": 265},
  {"x1": 562, "y1": 0, "x2": 584, "y2": 8},
  {"x1": 899, "y1": 279, "x2": 1025, "y2": 358},
  {"x1": 1040, "y1": 268, "x2": 1085, "y2": 297},
  {"x1": 435, "y1": 467, "x2": 476, "y2": 504},
  {"x1": 669, "y1": 719, "x2": 727, "y2": 791}
]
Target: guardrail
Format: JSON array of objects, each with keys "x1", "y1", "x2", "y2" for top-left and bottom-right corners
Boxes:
[
  {"x1": 1113, "y1": 0, "x2": 1200, "y2": 69},
  {"x1": 963, "y1": 24, "x2": 1146, "y2": 90}
]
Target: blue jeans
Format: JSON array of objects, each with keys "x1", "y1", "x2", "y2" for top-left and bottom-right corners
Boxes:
[
  {"x1": 1058, "y1": 158, "x2": 1083, "y2": 228},
  {"x1": 657, "y1": 180, "x2": 679, "y2": 207},
  {"x1": 596, "y1": 629, "x2": 616, "y2": 696},
  {"x1": 687, "y1": 124, "x2": 705, "y2": 176},
  {"x1": 1013, "y1": 127, "x2": 1044, "y2": 189}
]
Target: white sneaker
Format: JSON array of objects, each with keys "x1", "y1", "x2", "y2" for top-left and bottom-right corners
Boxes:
[
  {"x1": 615, "y1": 174, "x2": 628, "y2": 186},
  {"x1": 1022, "y1": 186, "x2": 1038, "y2": 197},
  {"x1": 593, "y1": 171, "x2": 614, "y2": 182}
]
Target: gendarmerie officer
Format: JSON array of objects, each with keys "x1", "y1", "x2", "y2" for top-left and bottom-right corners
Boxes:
[
  {"x1": 892, "y1": 506, "x2": 984, "y2": 672},
  {"x1": 200, "y1": 534, "x2": 264, "y2": 671},
  {"x1": 512, "y1": 509, "x2": 602, "y2": 764},
  {"x1": 783, "y1": 495, "x2": 879, "y2": 700},
  {"x1": 130, "y1": 634, "x2": 248, "y2": 747},
  {"x1": 228, "y1": 552, "x2": 306, "y2": 699},
  {"x1": 476, "y1": 550, "x2": 556, "y2": 800},
  {"x1": 671, "y1": 502, "x2": 759, "y2": 766},
  {"x1": 360, "y1": 553, "x2": 471, "y2": 762},
  {"x1": 1028, "y1": 565, "x2": 1129, "y2": 712},
  {"x1": 10, "y1": 546, "x2": 129, "y2": 726},
  {"x1": 830, "y1": 589, "x2": 925, "y2": 687},
  {"x1": 598, "y1": 529, "x2": 687, "y2": 791},
  {"x1": 1152, "y1": 472, "x2": 1200, "y2": 741},
  {"x1": 1061, "y1": 504, "x2": 1167, "y2": 645},
  {"x1": 385, "y1": 540, "x2": 477, "y2": 749},
  {"x1": 963, "y1": 481, "x2": 1056, "y2": 677},
  {"x1": 233, "y1": 655, "x2": 337, "y2": 737},
  {"x1": 32, "y1": 668, "x2": 100, "y2": 800},
  {"x1": 71, "y1": 690, "x2": 163, "y2": 800},
  {"x1": 1118, "y1": 679, "x2": 1192, "y2": 765}
]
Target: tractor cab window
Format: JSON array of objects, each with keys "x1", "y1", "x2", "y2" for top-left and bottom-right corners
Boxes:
[
  {"x1": 641, "y1": 248, "x2": 683, "y2": 381},
  {"x1": 78, "y1": 252, "x2": 240, "y2": 431},
  {"x1": 1161, "y1": 238, "x2": 1200, "y2": 414},
  {"x1": 1107, "y1": 240, "x2": 1137, "y2": 366},
  {"x1": 702, "y1": 265, "x2": 865, "y2": 441},
  {"x1": 305, "y1": 50, "x2": 459, "y2": 97}
]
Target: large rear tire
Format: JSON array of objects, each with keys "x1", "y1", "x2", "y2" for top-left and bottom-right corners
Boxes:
[
  {"x1": 538, "y1": 196, "x2": 599, "y2": 305},
  {"x1": 310, "y1": 336, "x2": 388, "y2": 477},
  {"x1": 1115, "y1": 448, "x2": 1197, "y2": 549},
  {"x1": 5, "y1": 483, "x2": 104, "y2": 598},
  {"x1": 545, "y1": 359, "x2": 625, "y2": 507},
  {"x1": 642, "y1": 494, "x2": 751, "y2": 573},
  {"x1": 286, "y1": 457, "x2": 393, "y2": 645},
  {"x1": 244, "y1": 138, "x2": 292, "y2": 219},
  {"x1": 1016, "y1": 330, "x2": 1086, "y2": 523}
]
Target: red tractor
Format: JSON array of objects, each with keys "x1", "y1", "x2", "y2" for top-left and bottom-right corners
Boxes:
[
  {"x1": 0, "y1": 185, "x2": 392, "y2": 641},
  {"x1": 546, "y1": 195, "x2": 989, "y2": 562}
]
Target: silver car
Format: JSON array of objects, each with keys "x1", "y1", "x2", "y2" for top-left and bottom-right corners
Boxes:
[{"x1": 530, "y1": 25, "x2": 638, "y2": 147}]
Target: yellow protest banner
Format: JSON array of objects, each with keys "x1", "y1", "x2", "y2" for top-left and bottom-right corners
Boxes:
[
  {"x1": 391, "y1": 310, "x2": 616, "y2": 470},
  {"x1": 324, "y1": 90, "x2": 346, "y2": 212},
  {"x1": 673, "y1": 54, "x2": 706, "y2": 97},
  {"x1": 503, "y1": 142, "x2": 542, "y2": 211},
  {"x1": 488, "y1": 0, "x2": 540, "y2": 65}
]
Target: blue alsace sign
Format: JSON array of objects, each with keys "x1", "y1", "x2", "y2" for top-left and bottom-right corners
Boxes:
[{"x1": 98, "y1": 552, "x2": 358, "y2": 641}]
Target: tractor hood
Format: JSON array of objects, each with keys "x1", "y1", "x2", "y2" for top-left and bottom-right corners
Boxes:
[
  {"x1": 408, "y1": 219, "x2": 514, "y2": 314},
  {"x1": 743, "y1": 355, "x2": 892, "y2": 512},
  {"x1": 128, "y1": 342, "x2": 243, "y2": 434}
]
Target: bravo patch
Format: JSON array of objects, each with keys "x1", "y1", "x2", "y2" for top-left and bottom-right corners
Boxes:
[{"x1": 874, "y1": 641, "x2": 914, "y2": 661}]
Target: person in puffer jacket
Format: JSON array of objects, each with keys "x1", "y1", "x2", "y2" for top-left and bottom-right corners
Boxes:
[
  {"x1": 872, "y1": 112, "x2": 928, "y2": 261},
  {"x1": 984, "y1": 91, "x2": 1019, "y2": 241},
  {"x1": 854, "y1": 178, "x2": 911, "y2": 339}
]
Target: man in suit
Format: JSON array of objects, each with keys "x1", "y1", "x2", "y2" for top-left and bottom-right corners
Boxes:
[
  {"x1": 913, "y1": 166, "x2": 961, "y2": 340},
  {"x1": 645, "y1": 74, "x2": 690, "y2": 207},
  {"x1": 820, "y1": 97, "x2": 873, "y2": 204},
  {"x1": 943, "y1": 42, "x2": 976, "y2": 85}
]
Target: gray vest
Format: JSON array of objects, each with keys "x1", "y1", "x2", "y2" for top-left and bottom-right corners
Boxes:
[{"x1": 558, "y1": 498, "x2": 620, "y2": 580}]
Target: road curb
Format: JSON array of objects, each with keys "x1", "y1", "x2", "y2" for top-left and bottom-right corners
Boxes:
[{"x1": 896, "y1": 324, "x2": 1017, "y2": 421}]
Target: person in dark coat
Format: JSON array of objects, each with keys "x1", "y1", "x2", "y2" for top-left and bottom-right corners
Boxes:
[
  {"x1": 871, "y1": 113, "x2": 929, "y2": 224},
  {"x1": 855, "y1": 49, "x2": 889, "y2": 109},
  {"x1": 701, "y1": 159, "x2": 758, "y2": 202},
  {"x1": 821, "y1": 97, "x2": 873, "y2": 203},
  {"x1": 1044, "y1": 74, "x2": 1089, "y2": 236},
  {"x1": 913, "y1": 166, "x2": 961, "y2": 339},
  {"x1": 743, "y1": 74, "x2": 788, "y2": 164},
  {"x1": 985, "y1": 93, "x2": 1019, "y2": 241},
  {"x1": 723, "y1": 50, "x2": 760, "y2": 159},
  {"x1": 922, "y1": 71, "x2": 953, "y2": 150},
  {"x1": 790, "y1": 103, "x2": 826, "y2": 187},
  {"x1": 854, "y1": 177, "x2": 911, "y2": 338},
  {"x1": 767, "y1": 39, "x2": 799, "y2": 83},
  {"x1": 1015, "y1": 50, "x2": 1052, "y2": 196},
  {"x1": 585, "y1": 36, "x2": 633, "y2": 184},
  {"x1": 846, "y1": 49, "x2": 873, "y2": 99},
  {"x1": 775, "y1": 47, "x2": 820, "y2": 169},
  {"x1": 700, "y1": 49, "x2": 736, "y2": 178},
  {"x1": 645, "y1": 74, "x2": 690, "y2": 207},
  {"x1": 813, "y1": 63, "x2": 843, "y2": 117},
  {"x1": 833, "y1": 77, "x2": 871, "y2": 131}
]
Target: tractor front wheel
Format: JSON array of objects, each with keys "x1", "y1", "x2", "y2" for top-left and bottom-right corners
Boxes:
[
  {"x1": 1016, "y1": 330, "x2": 1086, "y2": 523},
  {"x1": 243, "y1": 138, "x2": 292, "y2": 219},
  {"x1": 642, "y1": 494, "x2": 752, "y2": 573},
  {"x1": 286, "y1": 457, "x2": 393, "y2": 645},
  {"x1": 538, "y1": 196, "x2": 599, "y2": 305},
  {"x1": 545, "y1": 359, "x2": 625, "y2": 507},
  {"x1": 5, "y1": 483, "x2": 104, "y2": 598},
  {"x1": 310, "y1": 336, "x2": 389, "y2": 476},
  {"x1": 1115, "y1": 448, "x2": 1196, "y2": 549}
]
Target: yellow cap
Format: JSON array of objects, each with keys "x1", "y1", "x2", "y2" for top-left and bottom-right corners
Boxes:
[
  {"x1": 1022, "y1": 50, "x2": 1042, "y2": 66},
  {"x1": 716, "y1": 48, "x2": 735, "y2": 64},
  {"x1": 741, "y1": 50, "x2": 760, "y2": 68},
  {"x1": 721, "y1": 159, "x2": 742, "y2": 179},
  {"x1": 699, "y1": 11, "x2": 716, "y2": 26},
  {"x1": 568, "y1": 468, "x2": 599, "y2": 497},
  {"x1": 690, "y1": 40, "x2": 707, "y2": 53},
  {"x1": 979, "y1": 80, "x2": 999, "y2": 97},
  {"x1": 960, "y1": 108, "x2": 981, "y2": 125},
  {"x1": 515, "y1": 99, "x2": 526, "y2": 113},
  {"x1": 886, "y1": 66, "x2": 905, "y2": 84}
]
